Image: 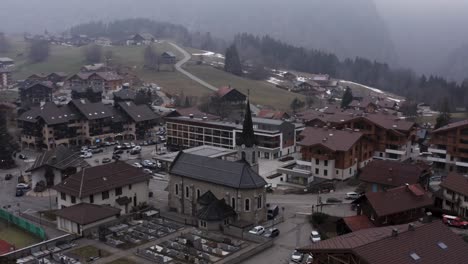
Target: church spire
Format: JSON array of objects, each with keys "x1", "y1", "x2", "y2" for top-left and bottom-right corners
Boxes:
[{"x1": 239, "y1": 99, "x2": 256, "y2": 147}]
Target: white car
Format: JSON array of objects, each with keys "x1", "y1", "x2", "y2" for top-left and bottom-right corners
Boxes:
[
  {"x1": 143, "y1": 168, "x2": 152, "y2": 174},
  {"x1": 16, "y1": 183, "x2": 31, "y2": 190},
  {"x1": 310, "y1": 231, "x2": 321, "y2": 243},
  {"x1": 133, "y1": 162, "x2": 143, "y2": 168},
  {"x1": 79, "y1": 152, "x2": 92, "y2": 159},
  {"x1": 290, "y1": 250, "x2": 304, "y2": 262},
  {"x1": 345, "y1": 192, "x2": 361, "y2": 200},
  {"x1": 248, "y1": 226, "x2": 265, "y2": 235}
]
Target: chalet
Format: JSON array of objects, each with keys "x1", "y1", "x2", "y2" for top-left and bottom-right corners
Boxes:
[
  {"x1": 126, "y1": 33, "x2": 155, "y2": 46},
  {"x1": 353, "y1": 184, "x2": 433, "y2": 226},
  {"x1": 26, "y1": 145, "x2": 89, "y2": 188},
  {"x1": 67, "y1": 72, "x2": 123, "y2": 92},
  {"x1": 427, "y1": 119, "x2": 468, "y2": 173},
  {"x1": 0, "y1": 67, "x2": 12, "y2": 89},
  {"x1": 298, "y1": 127, "x2": 373, "y2": 181},
  {"x1": 359, "y1": 160, "x2": 431, "y2": 192},
  {"x1": 113, "y1": 88, "x2": 136, "y2": 103},
  {"x1": 439, "y1": 172, "x2": 468, "y2": 217},
  {"x1": 25, "y1": 72, "x2": 67, "y2": 89},
  {"x1": 71, "y1": 85, "x2": 103, "y2": 103},
  {"x1": 115, "y1": 101, "x2": 160, "y2": 140},
  {"x1": 19, "y1": 82, "x2": 53, "y2": 107},
  {"x1": 349, "y1": 98, "x2": 378, "y2": 113},
  {"x1": 159, "y1": 52, "x2": 177, "y2": 71},
  {"x1": 53, "y1": 161, "x2": 151, "y2": 214},
  {"x1": 214, "y1": 86, "x2": 246, "y2": 105},
  {"x1": 299, "y1": 221, "x2": 468, "y2": 264}
]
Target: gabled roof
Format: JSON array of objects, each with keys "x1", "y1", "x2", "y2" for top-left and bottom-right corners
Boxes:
[
  {"x1": 433, "y1": 119, "x2": 468, "y2": 133},
  {"x1": 113, "y1": 89, "x2": 136, "y2": 101},
  {"x1": 26, "y1": 145, "x2": 89, "y2": 172},
  {"x1": 18, "y1": 102, "x2": 78, "y2": 125},
  {"x1": 440, "y1": 172, "x2": 468, "y2": 196},
  {"x1": 53, "y1": 161, "x2": 151, "y2": 198},
  {"x1": 71, "y1": 85, "x2": 103, "y2": 94},
  {"x1": 362, "y1": 184, "x2": 433, "y2": 217},
  {"x1": 197, "y1": 190, "x2": 218, "y2": 206},
  {"x1": 216, "y1": 86, "x2": 234, "y2": 97},
  {"x1": 69, "y1": 99, "x2": 113, "y2": 120},
  {"x1": 298, "y1": 127, "x2": 363, "y2": 151},
  {"x1": 197, "y1": 198, "x2": 236, "y2": 221},
  {"x1": 55, "y1": 203, "x2": 120, "y2": 225},
  {"x1": 300, "y1": 221, "x2": 468, "y2": 264},
  {"x1": 20, "y1": 82, "x2": 54, "y2": 91},
  {"x1": 117, "y1": 101, "x2": 159, "y2": 122},
  {"x1": 359, "y1": 160, "x2": 430, "y2": 187},
  {"x1": 343, "y1": 215, "x2": 375, "y2": 232},
  {"x1": 170, "y1": 152, "x2": 267, "y2": 189},
  {"x1": 257, "y1": 109, "x2": 289, "y2": 120}
]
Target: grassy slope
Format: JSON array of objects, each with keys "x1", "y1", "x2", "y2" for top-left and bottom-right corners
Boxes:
[
  {"x1": 1, "y1": 38, "x2": 302, "y2": 110},
  {"x1": 185, "y1": 64, "x2": 304, "y2": 110}
]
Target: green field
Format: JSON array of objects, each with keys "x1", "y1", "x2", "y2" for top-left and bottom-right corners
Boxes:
[
  {"x1": 185, "y1": 64, "x2": 304, "y2": 110},
  {"x1": 1, "y1": 37, "x2": 303, "y2": 110},
  {"x1": 0, "y1": 220, "x2": 41, "y2": 249}
]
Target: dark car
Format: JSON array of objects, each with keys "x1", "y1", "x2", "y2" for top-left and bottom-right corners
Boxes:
[
  {"x1": 102, "y1": 158, "x2": 111, "y2": 163},
  {"x1": 15, "y1": 189, "x2": 24, "y2": 197},
  {"x1": 264, "y1": 228, "x2": 280, "y2": 238},
  {"x1": 91, "y1": 148, "x2": 104, "y2": 154},
  {"x1": 112, "y1": 154, "x2": 121, "y2": 160},
  {"x1": 114, "y1": 145, "x2": 123, "y2": 151},
  {"x1": 18, "y1": 154, "x2": 28, "y2": 160},
  {"x1": 4, "y1": 174, "x2": 13, "y2": 181},
  {"x1": 113, "y1": 149, "x2": 124, "y2": 155}
]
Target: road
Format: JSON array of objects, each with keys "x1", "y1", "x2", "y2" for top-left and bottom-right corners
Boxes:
[{"x1": 168, "y1": 42, "x2": 218, "y2": 91}]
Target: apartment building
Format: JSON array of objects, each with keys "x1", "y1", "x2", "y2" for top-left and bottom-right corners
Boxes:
[
  {"x1": 165, "y1": 115, "x2": 304, "y2": 159},
  {"x1": 19, "y1": 82, "x2": 53, "y2": 107},
  {"x1": 18, "y1": 99, "x2": 159, "y2": 150},
  {"x1": 0, "y1": 67, "x2": 12, "y2": 89},
  {"x1": 67, "y1": 71, "x2": 123, "y2": 93},
  {"x1": 298, "y1": 127, "x2": 373, "y2": 180},
  {"x1": 428, "y1": 120, "x2": 468, "y2": 173},
  {"x1": 439, "y1": 172, "x2": 468, "y2": 217},
  {"x1": 298, "y1": 109, "x2": 417, "y2": 161}
]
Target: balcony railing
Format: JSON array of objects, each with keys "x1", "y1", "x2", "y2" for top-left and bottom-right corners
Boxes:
[
  {"x1": 427, "y1": 156, "x2": 447, "y2": 163},
  {"x1": 455, "y1": 161, "x2": 468, "y2": 168},
  {"x1": 428, "y1": 147, "x2": 447, "y2": 154},
  {"x1": 385, "y1": 148, "x2": 406, "y2": 155}
]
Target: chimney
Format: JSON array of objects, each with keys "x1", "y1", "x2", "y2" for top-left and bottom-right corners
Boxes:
[
  {"x1": 202, "y1": 116, "x2": 207, "y2": 121},
  {"x1": 426, "y1": 212, "x2": 433, "y2": 223},
  {"x1": 391, "y1": 228, "x2": 398, "y2": 237},
  {"x1": 189, "y1": 114, "x2": 194, "y2": 119},
  {"x1": 408, "y1": 223, "x2": 415, "y2": 231},
  {"x1": 405, "y1": 183, "x2": 410, "y2": 189}
]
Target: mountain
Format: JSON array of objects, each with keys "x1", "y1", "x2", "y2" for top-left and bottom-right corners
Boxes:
[
  {"x1": 0, "y1": 0, "x2": 397, "y2": 64},
  {"x1": 439, "y1": 44, "x2": 468, "y2": 83}
]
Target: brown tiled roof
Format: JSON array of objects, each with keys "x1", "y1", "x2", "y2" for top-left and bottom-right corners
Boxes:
[
  {"x1": 343, "y1": 215, "x2": 375, "y2": 232},
  {"x1": 53, "y1": 161, "x2": 151, "y2": 198},
  {"x1": 433, "y1": 119, "x2": 468, "y2": 133},
  {"x1": 257, "y1": 109, "x2": 289, "y2": 120},
  {"x1": 298, "y1": 127, "x2": 363, "y2": 151},
  {"x1": 359, "y1": 160, "x2": 430, "y2": 187},
  {"x1": 55, "y1": 203, "x2": 120, "y2": 225},
  {"x1": 216, "y1": 86, "x2": 234, "y2": 97},
  {"x1": 300, "y1": 221, "x2": 468, "y2": 264},
  {"x1": 18, "y1": 102, "x2": 78, "y2": 125},
  {"x1": 440, "y1": 172, "x2": 468, "y2": 196},
  {"x1": 95, "y1": 71, "x2": 122, "y2": 81},
  {"x1": 364, "y1": 184, "x2": 433, "y2": 217}
]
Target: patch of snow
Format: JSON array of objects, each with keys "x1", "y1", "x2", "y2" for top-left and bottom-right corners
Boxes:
[
  {"x1": 326, "y1": 90, "x2": 331, "y2": 95},
  {"x1": 267, "y1": 77, "x2": 282, "y2": 85},
  {"x1": 297, "y1": 76, "x2": 308, "y2": 82},
  {"x1": 340, "y1": 80, "x2": 384, "y2": 94},
  {"x1": 192, "y1": 50, "x2": 225, "y2": 59},
  {"x1": 387, "y1": 97, "x2": 402, "y2": 103}
]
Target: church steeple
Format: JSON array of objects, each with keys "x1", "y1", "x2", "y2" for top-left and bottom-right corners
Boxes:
[{"x1": 238, "y1": 100, "x2": 256, "y2": 147}]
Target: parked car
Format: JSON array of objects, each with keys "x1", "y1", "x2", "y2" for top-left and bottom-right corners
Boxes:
[
  {"x1": 442, "y1": 214, "x2": 468, "y2": 228},
  {"x1": 263, "y1": 228, "x2": 280, "y2": 238},
  {"x1": 290, "y1": 250, "x2": 304, "y2": 263},
  {"x1": 345, "y1": 192, "x2": 361, "y2": 200},
  {"x1": 18, "y1": 154, "x2": 28, "y2": 160},
  {"x1": 267, "y1": 205, "x2": 279, "y2": 220},
  {"x1": 130, "y1": 142, "x2": 136, "y2": 148},
  {"x1": 102, "y1": 158, "x2": 111, "y2": 163},
  {"x1": 91, "y1": 148, "x2": 104, "y2": 154},
  {"x1": 143, "y1": 168, "x2": 152, "y2": 174},
  {"x1": 123, "y1": 143, "x2": 131, "y2": 149},
  {"x1": 133, "y1": 162, "x2": 143, "y2": 168},
  {"x1": 142, "y1": 160, "x2": 155, "y2": 168},
  {"x1": 113, "y1": 149, "x2": 124, "y2": 155},
  {"x1": 310, "y1": 231, "x2": 321, "y2": 243},
  {"x1": 114, "y1": 145, "x2": 123, "y2": 151},
  {"x1": 79, "y1": 152, "x2": 93, "y2": 159},
  {"x1": 16, "y1": 183, "x2": 30, "y2": 190},
  {"x1": 248, "y1": 226, "x2": 265, "y2": 235},
  {"x1": 112, "y1": 154, "x2": 121, "y2": 160},
  {"x1": 4, "y1": 174, "x2": 13, "y2": 180},
  {"x1": 305, "y1": 254, "x2": 314, "y2": 264},
  {"x1": 15, "y1": 189, "x2": 24, "y2": 197}
]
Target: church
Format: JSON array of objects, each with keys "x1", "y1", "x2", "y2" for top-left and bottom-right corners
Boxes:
[{"x1": 166, "y1": 101, "x2": 268, "y2": 229}]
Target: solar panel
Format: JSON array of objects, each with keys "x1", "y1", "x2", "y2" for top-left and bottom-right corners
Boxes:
[
  {"x1": 410, "y1": 252, "x2": 420, "y2": 261},
  {"x1": 437, "y1": 242, "x2": 448, "y2": 250}
]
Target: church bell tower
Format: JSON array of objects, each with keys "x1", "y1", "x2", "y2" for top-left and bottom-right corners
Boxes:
[{"x1": 236, "y1": 100, "x2": 259, "y2": 173}]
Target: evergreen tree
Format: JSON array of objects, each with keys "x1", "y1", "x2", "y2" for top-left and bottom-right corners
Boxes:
[
  {"x1": 143, "y1": 45, "x2": 158, "y2": 70},
  {"x1": 135, "y1": 89, "x2": 151, "y2": 105},
  {"x1": 341, "y1": 87, "x2": 353, "y2": 108},
  {"x1": 224, "y1": 44, "x2": 243, "y2": 76},
  {"x1": 435, "y1": 97, "x2": 451, "y2": 129},
  {"x1": 0, "y1": 32, "x2": 10, "y2": 53},
  {"x1": 290, "y1": 98, "x2": 305, "y2": 113},
  {"x1": 0, "y1": 110, "x2": 17, "y2": 169},
  {"x1": 29, "y1": 40, "x2": 50, "y2": 63}
]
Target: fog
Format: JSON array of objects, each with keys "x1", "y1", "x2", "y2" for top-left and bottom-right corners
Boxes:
[{"x1": 1, "y1": 0, "x2": 468, "y2": 80}]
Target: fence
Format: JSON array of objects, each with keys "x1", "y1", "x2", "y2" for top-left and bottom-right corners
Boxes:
[{"x1": 0, "y1": 208, "x2": 46, "y2": 240}]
